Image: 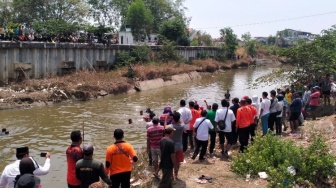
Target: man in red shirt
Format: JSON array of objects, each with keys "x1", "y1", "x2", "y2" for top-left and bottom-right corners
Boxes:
[
  {"x1": 66, "y1": 130, "x2": 83, "y2": 188},
  {"x1": 188, "y1": 101, "x2": 200, "y2": 151},
  {"x1": 236, "y1": 99, "x2": 252, "y2": 153}
]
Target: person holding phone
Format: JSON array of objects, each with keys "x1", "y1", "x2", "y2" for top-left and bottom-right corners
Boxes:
[{"x1": 0, "y1": 147, "x2": 51, "y2": 188}]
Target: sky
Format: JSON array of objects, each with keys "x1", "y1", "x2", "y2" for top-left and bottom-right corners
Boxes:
[{"x1": 183, "y1": 0, "x2": 336, "y2": 39}]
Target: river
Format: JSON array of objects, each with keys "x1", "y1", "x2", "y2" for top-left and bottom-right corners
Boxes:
[{"x1": 0, "y1": 64, "x2": 285, "y2": 187}]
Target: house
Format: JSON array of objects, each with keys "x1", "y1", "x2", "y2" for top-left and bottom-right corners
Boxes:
[
  {"x1": 276, "y1": 29, "x2": 316, "y2": 46},
  {"x1": 253, "y1": 37, "x2": 268, "y2": 44},
  {"x1": 118, "y1": 27, "x2": 134, "y2": 45}
]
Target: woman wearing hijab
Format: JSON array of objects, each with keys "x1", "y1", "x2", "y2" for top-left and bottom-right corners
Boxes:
[{"x1": 15, "y1": 158, "x2": 41, "y2": 188}]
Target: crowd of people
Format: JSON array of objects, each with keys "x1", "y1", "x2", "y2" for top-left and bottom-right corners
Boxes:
[
  {"x1": 0, "y1": 74, "x2": 335, "y2": 188},
  {"x1": 0, "y1": 25, "x2": 118, "y2": 45}
]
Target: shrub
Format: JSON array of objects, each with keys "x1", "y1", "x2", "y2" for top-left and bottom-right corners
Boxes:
[
  {"x1": 131, "y1": 45, "x2": 151, "y2": 63},
  {"x1": 114, "y1": 52, "x2": 135, "y2": 68},
  {"x1": 157, "y1": 40, "x2": 181, "y2": 62},
  {"x1": 231, "y1": 134, "x2": 336, "y2": 187}
]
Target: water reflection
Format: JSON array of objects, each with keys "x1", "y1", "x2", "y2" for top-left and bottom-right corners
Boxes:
[{"x1": 0, "y1": 65, "x2": 283, "y2": 187}]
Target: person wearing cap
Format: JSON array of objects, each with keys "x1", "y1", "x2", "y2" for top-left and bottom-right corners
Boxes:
[
  {"x1": 75, "y1": 144, "x2": 111, "y2": 188},
  {"x1": 177, "y1": 100, "x2": 192, "y2": 152},
  {"x1": 289, "y1": 92, "x2": 303, "y2": 133},
  {"x1": 216, "y1": 99, "x2": 236, "y2": 157},
  {"x1": 158, "y1": 125, "x2": 177, "y2": 188},
  {"x1": 146, "y1": 117, "x2": 164, "y2": 178},
  {"x1": 309, "y1": 86, "x2": 321, "y2": 120},
  {"x1": 191, "y1": 110, "x2": 214, "y2": 161},
  {"x1": 0, "y1": 147, "x2": 50, "y2": 188},
  {"x1": 236, "y1": 99, "x2": 252, "y2": 153},
  {"x1": 14, "y1": 158, "x2": 41, "y2": 188},
  {"x1": 229, "y1": 97, "x2": 240, "y2": 145},
  {"x1": 66, "y1": 130, "x2": 84, "y2": 188},
  {"x1": 259, "y1": 92, "x2": 271, "y2": 135},
  {"x1": 105, "y1": 129, "x2": 138, "y2": 188}
]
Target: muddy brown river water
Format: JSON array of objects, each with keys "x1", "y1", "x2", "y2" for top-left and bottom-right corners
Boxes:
[{"x1": 0, "y1": 64, "x2": 285, "y2": 187}]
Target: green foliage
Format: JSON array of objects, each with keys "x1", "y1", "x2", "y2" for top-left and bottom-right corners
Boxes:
[
  {"x1": 115, "y1": 52, "x2": 135, "y2": 68},
  {"x1": 219, "y1": 27, "x2": 238, "y2": 59},
  {"x1": 0, "y1": 1, "x2": 13, "y2": 26},
  {"x1": 279, "y1": 25, "x2": 336, "y2": 84},
  {"x1": 126, "y1": 0, "x2": 153, "y2": 41},
  {"x1": 131, "y1": 45, "x2": 151, "y2": 63},
  {"x1": 267, "y1": 35, "x2": 276, "y2": 45},
  {"x1": 241, "y1": 32, "x2": 252, "y2": 42},
  {"x1": 32, "y1": 19, "x2": 79, "y2": 35},
  {"x1": 231, "y1": 134, "x2": 336, "y2": 187},
  {"x1": 159, "y1": 16, "x2": 186, "y2": 43},
  {"x1": 191, "y1": 31, "x2": 213, "y2": 46},
  {"x1": 196, "y1": 50, "x2": 209, "y2": 59},
  {"x1": 245, "y1": 40, "x2": 257, "y2": 57},
  {"x1": 157, "y1": 40, "x2": 180, "y2": 62}
]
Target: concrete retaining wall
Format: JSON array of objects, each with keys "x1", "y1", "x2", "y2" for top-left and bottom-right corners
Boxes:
[
  {"x1": 137, "y1": 71, "x2": 201, "y2": 91},
  {"x1": 0, "y1": 42, "x2": 219, "y2": 82}
]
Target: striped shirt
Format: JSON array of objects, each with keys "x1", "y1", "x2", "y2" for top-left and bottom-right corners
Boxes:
[{"x1": 147, "y1": 125, "x2": 164, "y2": 148}]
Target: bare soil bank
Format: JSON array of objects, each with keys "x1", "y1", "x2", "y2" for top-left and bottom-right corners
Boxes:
[{"x1": 0, "y1": 58, "x2": 276, "y2": 110}]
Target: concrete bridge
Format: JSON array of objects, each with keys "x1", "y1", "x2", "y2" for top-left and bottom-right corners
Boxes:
[{"x1": 0, "y1": 42, "x2": 219, "y2": 83}]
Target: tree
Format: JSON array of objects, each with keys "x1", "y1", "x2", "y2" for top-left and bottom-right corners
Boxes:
[
  {"x1": 241, "y1": 32, "x2": 251, "y2": 42},
  {"x1": 267, "y1": 35, "x2": 276, "y2": 45},
  {"x1": 159, "y1": 16, "x2": 186, "y2": 43},
  {"x1": 191, "y1": 31, "x2": 213, "y2": 46},
  {"x1": 0, "y1": 1, "x2": 13, "y2": 26},
  {"x1": 12, "y1": 0, "x2": 89, "y2": 24},
  {"x1": 219, "y1": 27, "x2": 238, "y2": 59},
  {"x1": 126, "y1": 0, "x2": 153, "y2": 41},
  {"x1": 144, "y1": 0, "x2": 188, "y2": 33},
  {"x1": 87, "y1": 0, "x2": 120, "y2": 27}
]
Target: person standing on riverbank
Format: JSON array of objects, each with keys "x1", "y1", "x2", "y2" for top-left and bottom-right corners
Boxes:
[
  {"x1": 246, "y1": 98, "x2": 257, "y2": 142},
  {"x1": 66, "y1": 130, "x2": 84, "y2": 188},
  {"x1": 206, "y1": 103, "x2": 218, "y2": 156},
  {"x1": 215, "y1": 99, "x2": 236, "y2": 157},
  {"x1": 268, "y1": 90, "x2": 278, "y2": 132},
  {"x1": 105, "y1": 129, "x2": 138, "y2": 188},
  {"x1": 302, "y1": 85, "x2": 311, "y2": 120},
  {"x1": 147, "y1": 118, "x2": 164, "y2": 177},
  {"x1": 192, "y1": 110, "x2": 213, "y2": 161},
  {"x1": 189, "y1": 101, "x2": 200, "y2": 151},
  {"x1": 309, "y1": 86, "x2": 321, "y2": 120},
  {"x1": 321, "y1": 74, "x2": 333, "y2": 106},
  {"x1": 177, "y1": 100, "x2": 192, "y2": 152},
  {"x1": 75, "y1": 144, "x2": 111, "y2": 188},
  {"x1": 236, "y1": 99, "x2": 252, "y2": 153},
  {"x1": 0, "y1": 147, "x2": 51, "y2": 188},
  {"x1": 259, "y1": 92, "x2": 271, "y2": 135},
  {"x1": 158, "y1": 126, "x2": 177, "y2": 188},
  {"x1": 165, "y1": 112, "x2": 184, "y2": 179},
  {"x1": 289, "y1": 93, "x2": 303, "y2": 133},
  {"x1": 275, "y1": 94, "x2": 285, "y2": 136},
  {"x1": 229, "y1": 98, "x2": 240, "y2": 145}
]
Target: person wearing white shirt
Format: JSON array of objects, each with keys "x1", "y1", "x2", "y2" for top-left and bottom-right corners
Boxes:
[
  {"x1": 302, "y1": 85, "x2": 311, "y2": 119},
  {"x1": 191, "y1": 110, "x2": 213, "y2": 161},
  {"x1": 177, "y1": 100, "x2": 192, "y2": 152},
  {"x1": 259, "y1": 92, "x2": 271, "y2": 135},
  {"x1": 215, "y1": 99, "x2": 236, "y2": 157},
  {"x1": 0, "y1": 147, "x2": 51, "y2": 188}
]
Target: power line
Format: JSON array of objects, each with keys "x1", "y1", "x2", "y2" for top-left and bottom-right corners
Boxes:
[{"x1": 193, "y1": 11, "x2": 336, "y2": 30}]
